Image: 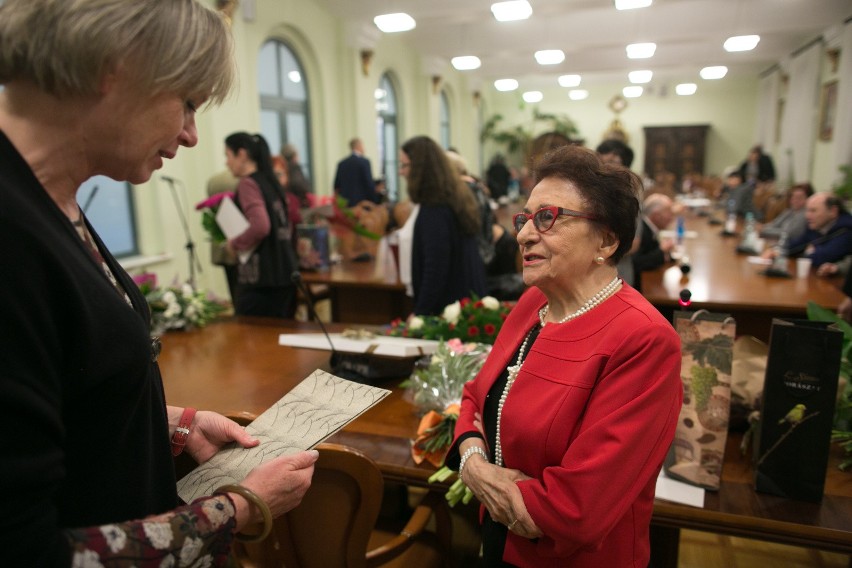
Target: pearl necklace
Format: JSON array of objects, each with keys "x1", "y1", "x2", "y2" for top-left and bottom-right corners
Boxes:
[
  {"x1": 495, "y1": 276, "x2": 621, "y2": 467},
  {"x1": 538, "y1": 276, "x2": 621, "y2": 326},
  {"x1": 496, "y1": 325, "x2": 537, "y2": 467}
]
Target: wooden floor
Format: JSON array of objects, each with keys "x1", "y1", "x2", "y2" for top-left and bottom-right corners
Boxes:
[{"x1": 678, "y1": 530, "x2": 849, "y2": 568}]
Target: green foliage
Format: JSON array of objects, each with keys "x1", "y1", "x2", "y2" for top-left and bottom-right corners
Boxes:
[
  {"x1": 831, "y1": 164, "x2": 852, "y2": 201},
  {"x1": 480, "y1": 109, "x2": 579, "y2": 160},
  {"x1": 201, "y1": 210, "x2": 227, "y2": 244},
  {"x1": 386, "y1": 295, "x2": 512, "y2": 344}
]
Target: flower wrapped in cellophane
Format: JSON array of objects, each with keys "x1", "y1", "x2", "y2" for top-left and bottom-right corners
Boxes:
[{"x1": 405, "y1": 339, "x2": 490, "y2": 467}]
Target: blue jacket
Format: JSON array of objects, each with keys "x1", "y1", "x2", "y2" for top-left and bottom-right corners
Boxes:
[{"x1": 786, "y1": 213, "x2": 852, "y2": 267}]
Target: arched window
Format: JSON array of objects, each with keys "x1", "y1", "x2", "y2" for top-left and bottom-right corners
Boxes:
[
  {"x1": 439, "y1": 90, "x2": 451, "y2": 149},
  {"x1": 258, "y1": 40, "x2": 312, "y2": 183},
  {"x1": 376, "y1": 73, "x2": 400, "y2": 201}
]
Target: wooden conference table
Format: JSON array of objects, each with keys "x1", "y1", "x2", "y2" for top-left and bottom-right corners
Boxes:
[
  {"x1": 641, "y1": 211, "x2": 847, "y2": 341},
  {"x1": 159, "y1": 318, "x2": 852, "y2": 565}
]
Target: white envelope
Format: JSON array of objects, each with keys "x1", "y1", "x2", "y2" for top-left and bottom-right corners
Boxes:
[{"x1": 215, "y1": 196, "x2": 253, "y2": 264}]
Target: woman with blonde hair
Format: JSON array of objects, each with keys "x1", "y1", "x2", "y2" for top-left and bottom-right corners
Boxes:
[{"x1": 0, "y1": 1, "x2": 316, "y2": 564}]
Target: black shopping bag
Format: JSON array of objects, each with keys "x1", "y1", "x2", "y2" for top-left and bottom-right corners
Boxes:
[{"x1": 754, "y1": 319, "x2": 842, "y2": 502}]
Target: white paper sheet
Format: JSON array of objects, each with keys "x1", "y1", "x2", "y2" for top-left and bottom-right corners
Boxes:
[
  {"x1": 176, "y1": 370, "x2": 390, "y2": 503},
  {"x1": 215, "y1": 196, "x2": 253, "y2": 264},
  {"x1": 279, "y1": 332, "x2": 439, "y2": 358},
  {"x1": 655, "y1": 471, "x2": 706, "y2": 508}
]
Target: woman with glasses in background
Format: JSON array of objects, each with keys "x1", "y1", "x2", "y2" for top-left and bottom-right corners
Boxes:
[{"x1": 445, "y1": 145, "x2": 682, "y2": 567}]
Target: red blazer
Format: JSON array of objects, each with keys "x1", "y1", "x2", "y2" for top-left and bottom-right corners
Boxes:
[{"x1": 453, "y1": 285, "x2": 682, "y2": 567}]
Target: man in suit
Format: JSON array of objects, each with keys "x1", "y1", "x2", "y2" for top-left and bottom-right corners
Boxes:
[
  {"x1": 333, "y1": 137, "x2": 379, "y2": 206},
  {"x1": 776, "y1": 192, "x2": 852, "y2": 269},
  {"x1": 633, "y1": 193, "x2": 676, "y2": 292}
]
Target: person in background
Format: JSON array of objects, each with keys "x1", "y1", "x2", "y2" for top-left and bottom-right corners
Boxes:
[
  {"x1": 446, "y1": 145, "x2": 681, "y2": 567},
  {"x1": 333, "y1": 137, "x2": 380, "y2": 207},
  {"x1": 738, "y1": 144, "x2": 776, "y2": 183},
  {"x1": 0, "y1": 1, "x2": 317, "y2": 564},
  {"x1": 596, "y1": 138, "x2": 640, "y2": 287},
  {"x1": 633, "y1": 193, "x2": 676, "y2": 292},
  {"x1": 272, "y1": 154, "x2": 304, "y2": 242},
  {"x1": 281, "y1": 142, "x2": 313, "y2": 207},
  {"x1": 723, "y1": 170, "x2": 758, "y2": 218},
  {"x1": 225, "y1": 132, "x2": 298, "y2": 318},
  {"x1": 764, "y1": 192, "x2": 852, "y2": 269},
  {"x1": 486, "y1": 153, "x2": 512, "y2": 201},
  {"x1": 759, "y1": 182, "x2": 813, "y2": 241},
  {"x1": 397, "y1": 136, "x2": 486, "y2": 315}
]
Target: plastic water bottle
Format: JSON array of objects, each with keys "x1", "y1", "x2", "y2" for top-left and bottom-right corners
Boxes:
[
  {"x1": 676, "y1": 215, "x2": 686, "y2": 246},
  {"x1": 772, "y1": 231, "x2": 789, "y2": 272},
  {"x1": 724, "y1": 198, "x2": 737, "y2": 234},
  {"x1": 741, "y1": 212, "x2": 757, "y2": 250}
]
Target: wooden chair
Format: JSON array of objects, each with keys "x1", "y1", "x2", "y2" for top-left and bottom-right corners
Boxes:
[{"x1": 226, "y1": 413, "x2": 451, "y2": 568}]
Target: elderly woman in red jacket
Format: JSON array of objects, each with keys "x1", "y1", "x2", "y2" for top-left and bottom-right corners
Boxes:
[{"x1": 447, "y1": 145, "x2": 682, "y2": 567}]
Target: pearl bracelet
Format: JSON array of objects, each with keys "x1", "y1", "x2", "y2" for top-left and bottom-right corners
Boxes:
[{"x1": 459, "y1": 446, "x2": 489, "y2": 482}]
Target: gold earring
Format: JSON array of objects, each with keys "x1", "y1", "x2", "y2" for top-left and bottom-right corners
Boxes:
[{"x1": 594, "y1": 256, "x2": 605, "y2": 265}]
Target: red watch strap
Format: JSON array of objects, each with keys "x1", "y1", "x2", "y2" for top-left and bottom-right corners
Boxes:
[{"x1": 171, "y1": 407, "x2": 197, "y2": 457}]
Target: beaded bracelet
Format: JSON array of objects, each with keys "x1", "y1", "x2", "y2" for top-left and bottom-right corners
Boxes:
[
  {"x1": 459, "y1": 446, "x2": 489, "y2": 482},
  {"x1": 214, "y1": 484, "x2": 273, "y2": 542}
]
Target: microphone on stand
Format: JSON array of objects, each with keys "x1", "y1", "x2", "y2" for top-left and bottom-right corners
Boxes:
[
  {"x1": 82, "y1": 185, "x2": 99, "y2": 214},
  {"x1": 161, "y1": 175, "x2": 202, "y2": 288},
  {"x1": 291, "y1": 271, "x2": 341, "y2": 372}
]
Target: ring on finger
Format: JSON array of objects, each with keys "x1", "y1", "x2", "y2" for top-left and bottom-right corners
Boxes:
[{"x1": 507, "y1": 518, "x2": 519, "y2": 530}]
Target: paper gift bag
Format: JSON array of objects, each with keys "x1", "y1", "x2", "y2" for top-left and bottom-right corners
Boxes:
[
  {"x1": 754, "y1": 319, "x2": 842, "y2": 502},
  {"x1": 664, "y1": 310, "x2": 736, "y2": 490}
]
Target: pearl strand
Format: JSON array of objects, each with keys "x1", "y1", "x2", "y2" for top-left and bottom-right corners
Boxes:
[
  {"x1": 538, "y1": 276, "x2": 621, "y2": 327},
  {"x1": 495, "y1": 326, "x2": 536, "y2": 467}
]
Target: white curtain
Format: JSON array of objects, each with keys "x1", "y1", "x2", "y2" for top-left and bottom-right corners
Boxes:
[
  {"x1": 832, "y1": 21, "x2": 852, "y2": 186},
  {"x1": 778, "y1": 42, "x2": 822, "y2": 187},
  {"x1": 754, "y1": 70, "x2": 780, "y2": 152}
]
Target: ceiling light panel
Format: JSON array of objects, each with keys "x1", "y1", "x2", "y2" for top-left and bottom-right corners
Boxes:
[
  {"x1": 523, "y1": 90, "x2": 543, "y2": 103},
  {"x1": 494, "y1": 79, "x2": 519, "y2": 91},
  {"x1": 724, "y1": 35, "x2": 760, "y2": 52},
  {"x1": 615, "y1": 0, "x2": 652, "y2": 10},
  {"x1": 628, "y1": 70, "x2": 652, "y2": 83},
  {"x1": 623, "y1": 86, "x2": 643, "y2": 98},
  {"x1": 535, "y1": 50, "x2": 565, "y2": 65},
  {"x1": 568, "y1": 89, "x2": 589, "y2": 100},
  {"x1": 374, "y1": 13, "x2": 416, "y2": 33},
  {"x1": 626, "y1": 42, "x2": 656, "y2": 59},
  {"x1": 700, "y1": 65, "x2": 728, "y2": 79},
  {"x1": 676, "y1": 83, "x2": 697, "y2": 95},
  {"x1": 558, "y1": 74, "x2": 582, "y2": 87},
  {"x1": 491, "y1": 0, "x2": 532, "y2": 22},
  {"x1": 451, "y1": 56, "x2": 481, "y2": 70}
]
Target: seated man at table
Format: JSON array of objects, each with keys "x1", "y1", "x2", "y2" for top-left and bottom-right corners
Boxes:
[
  {"x1": 633, "y1": 193, "x2": 676, "y2": 292},
  {"x1": 765, "y1": 192, "x2": 852, "y2": 268}
]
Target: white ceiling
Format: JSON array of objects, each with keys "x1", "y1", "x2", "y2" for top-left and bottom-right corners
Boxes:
[{"x1": 317, "y1": 0, "x2": 851, "y2": 91}]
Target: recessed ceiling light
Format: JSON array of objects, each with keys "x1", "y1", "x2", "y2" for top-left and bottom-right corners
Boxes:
[
  {"x1": 568, "y1": 89, "x2": 589, "y2": 100},
  {"x1": 676, "y1": 83, "x2": 697, "y2": 95},
  {"x1": 373, "y1": 13, "x2": 416, "y2": 33},
  {"x1": 623, "y1": 86, "x2": 643, "y2": 98},
  {"x1": 615, "y1": 0, "x2": 652, "y2": 10},
  {"x1": 451, "y1": 56, "x2": 481, "y2": 70},
  {"x1": 700, "y1": 65, "x2": 728, "y2": 79},
  {"x1": 287, "y1": 71, "x2": 301, "y2": 83},
  {"x1": 558, "y1": 74, "x2": 582, "y2": 87},
  {"x1": 724, "y1": 35, "x2": 760, "y2": 52},
  {"x1": 491, "y1": 0, "x2": 532, "y2": 22},
  {"x1": 628, "y1": 70, "x2": 653, "y2": 84},
  {"x1": 494, "y1": 78, "x2": 519, "y2": 91},
  {"x1": 534, "y1": 50, "x2": 565, "y2": 65},
  {"x1": 522, "y1": 90, "x2": 543, "y2": 103},
  {"x1": 626, "y1": 42, "x2": 656, "y2": 59}
]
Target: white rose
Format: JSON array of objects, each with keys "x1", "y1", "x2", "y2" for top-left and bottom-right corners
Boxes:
[
  {"x1": 441, "y1": 301, "x2": 461, "y2": 324},
  {"x1": 163, "y1": 291, "x2": 177, "y2": 304},
  {"x1": 409, "y1": 316, "x2": 424, "y2": 330},
  {"x1": 481, "y1": 296, "x2": 500, "y2": 310},
  {"x1": 181, "y1": 283, "x2": 194, "y2": 299}
]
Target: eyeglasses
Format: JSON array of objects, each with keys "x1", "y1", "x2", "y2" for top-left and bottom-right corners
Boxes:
[{"x1": 512, "y1": 206, "x2": 597, "y2": 233}]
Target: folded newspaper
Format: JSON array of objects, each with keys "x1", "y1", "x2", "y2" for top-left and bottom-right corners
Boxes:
[{"x1": 176, "y1": 369, "x2": 390, "y2": 503}]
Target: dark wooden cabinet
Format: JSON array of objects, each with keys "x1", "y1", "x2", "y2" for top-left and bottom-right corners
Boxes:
[{"x1": 643, "y1": 125, "x2": 710, "y2": 184}]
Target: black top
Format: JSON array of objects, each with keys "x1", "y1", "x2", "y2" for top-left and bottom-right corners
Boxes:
[{"x1": 0, "y1": 130, "x2": 175, "y2": 565}]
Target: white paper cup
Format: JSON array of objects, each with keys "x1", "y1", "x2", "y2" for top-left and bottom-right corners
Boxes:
[{"x1": 796, "y1": 257, "x2": 812, "y2": 278}]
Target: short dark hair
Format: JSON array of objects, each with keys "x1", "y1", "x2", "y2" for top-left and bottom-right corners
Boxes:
[
  {"x1": 595, "y1": 139, "x2": 634, "y2": 168},
  {"x1": 533, "y1": 145, "x2": 640, "y2": 264}
]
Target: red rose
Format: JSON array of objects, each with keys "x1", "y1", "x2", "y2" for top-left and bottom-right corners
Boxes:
[
  {"x1": 449, "y1": 323, "x2": 456, "y2": 331},
  {"x1": 484, "y1": 323, "x2": 496, "y2": 335},
  {"x1": 467, "y1": 325, "x2": 479, "y2": 336},
  {"x1": 460, "y1": 298, "x2": 471, "y2": 307},
  {"x1": 474, "y1": 300, "x2": 484, "y2": 308}
]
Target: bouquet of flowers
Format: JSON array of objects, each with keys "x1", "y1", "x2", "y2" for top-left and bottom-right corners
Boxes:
[
  {"x1": 406, "y1": 339, "x2": 490, "y2": 467},
  {"x1": 133, "y1": 273, "x2": 228, "y2": 334},
  {"x1": 386, "y1": 295, "x2": 512, "y2": 344},
  {"x1": 195, "y1": 191, "x2": 234, "y2": 244}
]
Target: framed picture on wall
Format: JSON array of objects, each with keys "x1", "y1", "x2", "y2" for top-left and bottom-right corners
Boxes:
[{"x1": 818, "y1": 81, "x2": 838, "y2": 141}]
